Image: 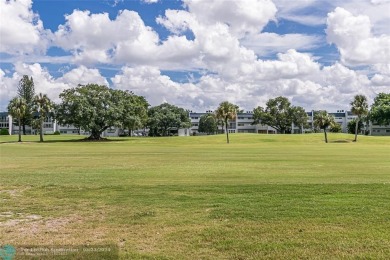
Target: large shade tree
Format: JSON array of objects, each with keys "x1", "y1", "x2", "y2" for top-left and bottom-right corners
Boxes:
[
  {"x1": 17, "y1": 75, "x2": 35, "y2": 135},
  {"x1": 56, "y1": 84, "x2": 144, "y2": 140},
  {"x1": 313, "y1": 110, "x2": 336, "y2": 143},
  {"x1": 147, "y1": 103, "x2": 191, "y2": 136},
  {"x1": 7, "y1": 97, "x2": 27, "y2": 142},
  {"x1": 198, "y1": 113, "x2": 217, "y2": 135},
  {"x1": 370, "y1": 93, "x2": 390, "y2": 126},
  {"x1": 350, "y1": 94, "x2": 369, "y2": 142},
  {"x1": 215, "y1": 101, "x2": 238, "y2": 144},
  {"x1": 33, "y1": 93, "x2": 53, "y2": 142},
  {"x1": 252, "y1": 96, "x2": 308, "y2": 134},
  {"x1": 118, "y1": 93, "x2": 149, "y2": 136}
]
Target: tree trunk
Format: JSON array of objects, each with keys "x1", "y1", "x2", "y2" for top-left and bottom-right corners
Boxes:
[
  {"x1": 225, "y1": 119, "x2": 229, "y2": 144},
  {"x1": 354, "y1": 119, "x2": 359, "y2": 142},
  {"x1": 89, "y1": 129, "x2": 102, "y2": 140},
  {"x1": 324, "y1": 128, "x2": 328, "y2": 143},
  {"x1": 40, "y1": 118, "x2": 44, "y2": 142},
  {"x1": 18, "y1": 119, "x2": 22, "y2": 142}
]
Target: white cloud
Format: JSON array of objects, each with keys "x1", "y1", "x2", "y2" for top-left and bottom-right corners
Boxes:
[
  {"x1": 1, "y1": 1, "x2": 389, "y2": 113},
  {"x1": 142, "y1": 0, "x2": 159, "y2": 3},
  {"x1": 59, "y1": 66, "x2": 109, "y2": 86},
  {"x1": 112, "y1": 66, "x2": 202, "y2": 108},
  {"x1": 326, "y1": 7, "x2": 390, "y2": 66},
  {"x1": 334, "y1": 0, "x2": 390, "y2": 35},
  {"x1": 0, "y1": 69, "x2": 19, "y2": 109},
  {"x1": 109, "y1": 53, "x2": 381, "y2": 113},
  {"x1": 55, "y1": 9, "x2": 159, "y2": 65},
  {"x1": 241, "y1": 32, "x2": 323, "y2": 56},
  {"x1": 0, "y1": 63, "x2": 109, "y2": 110},
  {"x1": 182, "y1": 0, "x2": 277, "y2": 38},
  {"x1": 272, "y1": 0, "x2": 325, "y2": 26},
  {"x1": 0, "y1": 0, "x2": 50, "y2": 55}
]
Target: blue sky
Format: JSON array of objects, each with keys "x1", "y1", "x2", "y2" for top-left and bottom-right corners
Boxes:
[{"x1": 1, "y1": 0, "x2": 389, "y2": 111}]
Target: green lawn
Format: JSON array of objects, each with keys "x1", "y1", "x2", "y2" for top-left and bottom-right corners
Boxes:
[{"x1": 0, "y1": 133, "x2": 389, "y2": 259}]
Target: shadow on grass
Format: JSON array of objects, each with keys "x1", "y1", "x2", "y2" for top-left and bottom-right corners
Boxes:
[
  {"x1": 330, "y1": 139, "x2": 352, "y2": 143},
  {"x1": 0, "y1": 138, "x2": 129, "y2": 144}
]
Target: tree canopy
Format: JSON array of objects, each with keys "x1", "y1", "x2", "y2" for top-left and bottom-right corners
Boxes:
[
  {"x1": 350, "y1": 94, "x2": 368, "y2": 142},
  {"x1": 252, "y1": 96, "x2": 308, "y2": 134},
  {"x1": 17, "y1": 75, "x2": 35, "y2": 135},
  {"x1": 118, "y1": 93, "x2": 149, "y2": 136},
  {"x1": 313, "y1": 110, "x2": 336, "y2": 143},
  {"x1": 215, "y1": 101, "x2": 238, "y2": 143},
  {"x1": 147, "y1": 103, "x2": 191, "y2": 136},
  {"x1": 347, "y1": 119, "x2": 363, "y2": 135},
  {"x1": 7, "y1": 97, "x2": 27, "y2": 142},
  {"x1": 56, "y1": 84, "x2": 145, "y2": 140},
  {"x1": 370, "y1": 93, "x2": 390, "y2": 126},
  {"x1": 198, "y1": 113, "x2": 217, "y2": 135},
  {"x1": 33, "y1": 93, "x2": 53, "y2": 142}
]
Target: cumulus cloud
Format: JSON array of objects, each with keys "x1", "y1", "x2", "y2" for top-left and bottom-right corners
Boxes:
[
  {"x1": 182, "y1": 0, "x2": 277, "y2": 38},
  {"x1": 55, "y1": 9, "x2": 159, "y2": 65},
  {"x1": 0, "y1": 69, "x2": 19, "y2": 109},
  {"x1": 0, "y1": 63, "x2": 108, "y2": 110},
  {"x1": 112, "y1": 66, "x2": 204, "y2": 108},
  {"x1": 326, "y1": 7, "x2": 390, "y2": 66},
  {"x1": 0, "y1": 0, "x2": 50, "y2": 55},
  {"x1": 110, "y1": 52, "x2": 379, "y2": 113},
  {"x1": 1, "y1": 0, "x2": 389, "y2": 113}
]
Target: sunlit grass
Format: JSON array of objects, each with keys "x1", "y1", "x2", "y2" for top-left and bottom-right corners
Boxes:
[{"x1": 0, "y1": 133, "x2": 389, "y2": 259}]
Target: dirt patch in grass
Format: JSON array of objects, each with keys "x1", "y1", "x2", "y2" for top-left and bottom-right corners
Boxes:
[
  {"x1": 0, "y1": 189, "x2": 19, "y2": 197},
  {"x1": 0, "y1": 212, "x2": 42, "y2": 227}
]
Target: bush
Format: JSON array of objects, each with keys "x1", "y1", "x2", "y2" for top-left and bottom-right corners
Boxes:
[
  {"x1": 53, "y1": 131, "x2": 61, "y2": 135},
  {"x1": 0, "y1": 128, "x2": 9, "y2": 135},
  {"x1": 347, "y1": 119, "x2": 364, "y2": 134},
  {"x1": 330, "y1": 123, "x2": 342, "y2": 133}
]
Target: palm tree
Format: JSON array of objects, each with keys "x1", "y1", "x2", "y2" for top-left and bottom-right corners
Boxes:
[
  {"x1": 7, "y1": 97, "x2": 27, "y2": 142},
  {"x1": 313, "y1": 110, "x2": 335, "y2": 143},
  {"x1": 33, "y1": 93, "x2": 53, "y2": 142},
  {"x1": 350, "y1": 95, "x2": 369, "y2": 142},
  {"x1": 215, "y1": 101, "x2": 238, "y2": 144}
]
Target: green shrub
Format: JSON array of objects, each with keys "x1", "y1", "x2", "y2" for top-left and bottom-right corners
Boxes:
[
  {"x1": 53, "y1": 131, "x2": 61, "y2": 135},
  {"x1": 330, "y1": 123, "x2": 342, "y2": 133},
  {"x1": 0, "y1": 128, "x2": 9, "y2": 135}
]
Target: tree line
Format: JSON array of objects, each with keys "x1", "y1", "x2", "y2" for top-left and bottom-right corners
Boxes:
[
  {"x1": 7, "y1": 77, "x2": 191, "y2": 142},
  {"x1": 6, "y1": 75, "x2": 390, "y2": 143}
]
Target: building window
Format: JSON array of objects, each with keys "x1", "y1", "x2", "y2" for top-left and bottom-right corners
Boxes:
[{"x1": 238, "y1": 123, "x2": 244, "y2": 126}]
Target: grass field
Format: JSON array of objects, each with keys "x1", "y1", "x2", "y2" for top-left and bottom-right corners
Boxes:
[{"x1": 0, "y1": 133, "x2": 389, "y2": 259}]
